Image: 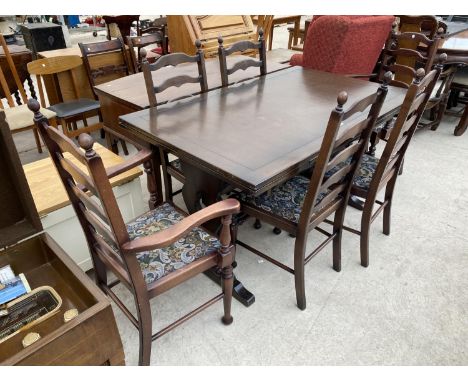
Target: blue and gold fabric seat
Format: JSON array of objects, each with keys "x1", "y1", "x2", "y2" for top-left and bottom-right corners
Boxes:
[{"x1": 124, "y1": 203, "x2": 220, "y2": 284}]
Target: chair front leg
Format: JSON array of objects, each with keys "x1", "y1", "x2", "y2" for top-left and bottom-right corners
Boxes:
[
  {"x1": 221, "y1": 263, "x2": 234, "y2": 325},
  {"x1": 294, "y1": 234, "x2": 307, "y2": 310},
  {"x1": 332, "y1": 206, "x2": 347, "y2": 272},
  {"x1": 360, "y1": 197, "x2": 375, "y2": 268}
]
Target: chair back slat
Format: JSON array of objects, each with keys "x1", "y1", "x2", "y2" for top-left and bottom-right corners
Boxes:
[
  {"x1": 142, "y1": 41, "x2": 208, "y2": 108},
  {"x1": 58, "y1": 155, "x2": 98, "y2": 195},
  {"x1": 218, "y1": 30, "x2": 267, "y2": 87},
  {"x1": 326, "y1": 140, "x2": 361, "y2": 172},
  {"x1": 80, "y1": 204, "x2": 119, "y2": 249},
  {"x1": 68, "y1": 179, "x2": 110, "y2": 225},
  {"x1": 154, "y1": 74, "x2": 203, "y2": 94},
  {"x1": 298, "y1": 75, "x2": 391, "y2": 227}
]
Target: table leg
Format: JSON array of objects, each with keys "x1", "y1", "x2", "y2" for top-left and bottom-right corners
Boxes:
[{"x1": 181, "y1": 161, "x2": 256, "y2": 307}]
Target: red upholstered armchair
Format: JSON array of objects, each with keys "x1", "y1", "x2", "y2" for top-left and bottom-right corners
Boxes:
[{"x1": 290, "y1": 15, "x2": 395, "y2": 75}]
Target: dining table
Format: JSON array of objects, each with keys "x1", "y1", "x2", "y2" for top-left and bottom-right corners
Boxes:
[{"x1": 116, "y1": 66, "x2": 407, "y2": 307}]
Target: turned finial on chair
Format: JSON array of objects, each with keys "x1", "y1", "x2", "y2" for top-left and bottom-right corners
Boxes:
[
  {"x1": 78, "y1": 133, "x2": 96, "y2": 158},
  {"x1": 336, "y1": 91, "x2": 348, "y2": 112},
  {"x1": 382, "y1": 71, "x2": 393, "y2": 87},
  {"x1": 258, "y1": 27, "x2": 264, "y2": 41},
  {"x1": 217, "y1": 35, "x2": 224, "y2": 47},
  {"x1": 27, "y1": 98, "x2": 45, "y2": 124},
  {"x1": 437, "y1": 53, "x2": 448, "y2": 67},
  {"x1": 414, "y1": 68, "x2": 426, "y2": 84},
  {"x1": 195, "y1": 39, "x2": 202, "y2": 51}
]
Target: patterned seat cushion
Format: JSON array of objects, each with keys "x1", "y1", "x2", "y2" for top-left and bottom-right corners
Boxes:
[
  {"x1": 126, "y1": 203, "x2": 220, "y2": 284},
  {"x1": 237, "y1": 176, "x2": 327, "y2": 224},
  {"x1": 325, "y1": 154, "x2": 379, "y2": 191},
  {"x1": 169, "y1": 158, "x2": 182, "y2": 172},
  {"x1": 353, "y1": 154, "x2": 379, "y2": 190}
]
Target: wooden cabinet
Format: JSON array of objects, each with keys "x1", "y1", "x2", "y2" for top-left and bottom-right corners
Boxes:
[
  {"x1": 167, "y1": 15, "x2": 256, "y2": 57},
  {"x1": 0, "y1": 112, "x2": 125, "y2": 365}
]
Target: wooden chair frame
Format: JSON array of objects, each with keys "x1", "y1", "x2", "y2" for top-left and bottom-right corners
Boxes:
[
  {"x1": 141, "y1": 40, "x2": 208, "y2": 201},
  {"x1": 235, "y1": 74, "x2": 391, "y2": 310},
  {"x1": 127, "y1": 32, "x2": 168, "y2": 73},
  {"x1": 78, "y1": 38, "x2": 132, "y2": 154},
  {"x1": 218, "y1": 28, "x2": 267, "y2": 88},
  {"x1": 0, "y1": 33, "x2": 56, "y2": 153},
  {"x1": 331, "y1": 66, "x2": 442, "y2": 268},
  {"x1": 28, "y1": 98, "x2": 240, "y2": 366},
  {"x1": 27, "y1": 55, "x2": 104, "y2": 139}
]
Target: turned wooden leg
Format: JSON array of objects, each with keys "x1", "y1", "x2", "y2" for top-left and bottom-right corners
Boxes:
[
  {"x1": 221, "y1": 264, "x2": 234, "y2": 325},
  {"x1": 253, "y1": 219, "x2": 262, "y2": 229},
  {"x1": 136, "y1": 301, "x2": 152, "y2": 366}
]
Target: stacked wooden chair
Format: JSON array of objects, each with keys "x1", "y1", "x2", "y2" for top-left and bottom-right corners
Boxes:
[
  {"x1": 0, "y1": 34, "x2": 56, "y2": 153},
  {"x1": 127, "y1": 30, "x2": 168, "y2": 73},
  {"x1": 233, "y1": 74, "x2": 392, "y2": 310},
  {"x1": 28, "y1": 98, "x2": 240, "y2": 366}
]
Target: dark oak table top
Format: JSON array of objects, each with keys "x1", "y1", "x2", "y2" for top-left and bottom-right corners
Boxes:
[
  {"x1": 120, "y1": 67, "x2": 406, "y2": 195},
  {"x1": 95, "y1": 54, "x2": 289, "y2": 110}
]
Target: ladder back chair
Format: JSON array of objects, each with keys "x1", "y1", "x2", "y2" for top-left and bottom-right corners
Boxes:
[
  {"x1": 330, "y1": 66, "x2": 442, "y2": 268},
  {"x1": 127, "y1": 32, "x2": 168, "y2": 73},
  {"x1": 79, "y1": 38, "x2": 132, "y2": 154},
  {"x1": 218, "y1": 28, "x2": 267, "y2": 88},
  {"x1": 141, "y1": 40, "x2": 208, "y2": 201},
  {"x1": 368, "y1": 28, "x2": 442, "y2": 155},
  {"x1": 27, "y1": 55, "x2": 104, "y2": 139},
  {"x1": 234, "y1": 73, "x2": 392, "y2": 310},
  {"x1": 28, "y1": 98, "x2": 240, "y2": 366},
  {"x1": 0, "y1": 33, "x2": 56, "y2": 153}
]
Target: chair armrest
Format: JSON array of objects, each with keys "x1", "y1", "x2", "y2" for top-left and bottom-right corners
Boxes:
[
  {"x1": 106, "y1": 147, "x2": 153, "y2": 179},
  {"x1": 121, "y1": 199, "x2": 241, "y2": 254}
]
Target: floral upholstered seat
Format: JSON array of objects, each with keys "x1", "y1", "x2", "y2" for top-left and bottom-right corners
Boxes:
[
  {"x1": 125, "y1": 203, "x2": 220, "y2": 284},
  {"x1": 237, "y1": 176, "x2": 327, "y2": 224},
  {"x1": 353, "y1": 154, "x2": 379, "y2": 190},
  {"x1": 325, "y1": 154, "x2": 379, "y2": 191}
]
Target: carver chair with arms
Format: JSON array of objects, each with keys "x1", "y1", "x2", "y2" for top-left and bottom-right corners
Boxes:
[
  {"x1": 28, "y1": 98, "x2": 239, "y2": 366},
  {"x1": 141, "y1": 40, "x2": 208, "y2": 201},
  {"x1": 328, "y1": 66, "x2": 442, "y2": 268},
  {"x1": 234, "y1": 73, "x2": 392, "y2": 310}
]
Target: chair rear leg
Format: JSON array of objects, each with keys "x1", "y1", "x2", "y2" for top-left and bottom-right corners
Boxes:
[
  {"x1": 332, "y1": 208, "x2": 346, "y2": 272},
  {"x1": 360, "y1": 200, "x2": 374, "y2": 268},
  {"x1": 221, "y1": 264, "x2": 234, "y2": 325}
]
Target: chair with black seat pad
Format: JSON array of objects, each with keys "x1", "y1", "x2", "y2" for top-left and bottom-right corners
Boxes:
[
  {"x1": 141, "y1": 40, "x2": 208, "y2": 201},
  {"x1": 28, "y1": 98, "x2": 239, "y2": 366},
  {"x1": 327, "y1": 66, "x2": 441, "y2": 268},
  {"x1": 217, "y1": 28, "x2": 267, "y2": 87},
  {"x1": 27, "y1": 55, "x2": 103, "y2": 140},
  {"x1": 234, "y1": 73, "x2": 391, "y2": 310}
]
